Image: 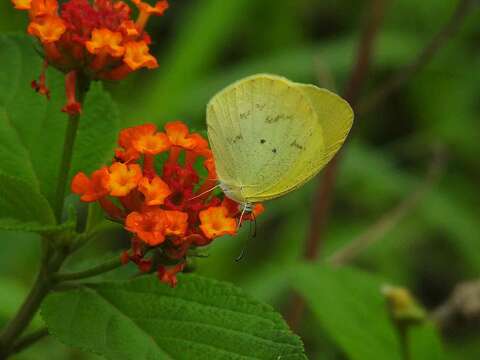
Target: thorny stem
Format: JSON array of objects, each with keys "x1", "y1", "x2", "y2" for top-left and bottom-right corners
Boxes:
[
  {"x1": 287, "y1": 0, "x2": 388, "y2": 330},
  {"x1": 287, "y1": 0, "x2": 477, "y2": 331}
]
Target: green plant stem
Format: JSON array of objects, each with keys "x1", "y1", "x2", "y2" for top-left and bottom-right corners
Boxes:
[
  {"x1": 0, "y1": 76, "x2": 90, "y2": 357},
  {"x1": 10, "y1": 328, "x2": 49, "y2": 355},
  {"x1": 53, "y1": 256, "x2": 123, "y2": 283},
  {"x1": 53, "y1": 113, "x2": 80, "y2": 222},
  {"x1": 398, "y1": 325, "x2": 410, "y2": 360},
  {"x1": 0, "y1": 246, "x2": 67, "y2": 358},
  {"x1": 53, "y1": 74, "x2": 89, "y2": 223}
]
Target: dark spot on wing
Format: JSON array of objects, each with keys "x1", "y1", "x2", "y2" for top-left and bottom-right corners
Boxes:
[
  {"x1": 265, "y1": 114, "x2": 294, "y2": 124},
  {"x1": 260, "y1": 139, "x2": 266, "y2": 144},
  {"x1": 255, "y1": 103, "x2": 266, "y2": 111},
  {"x1": 290, "y1": 140, "x2": 305, "y2": 150},
  {"x1": 240, "y1": 111, "x2": 251, "y2": 120},
  {"x1": 232, "y1": 134, "x2": 243, "y2": 144},
  {"x1": 272, "y1": 148, "x2": 277, "y2": 154}
]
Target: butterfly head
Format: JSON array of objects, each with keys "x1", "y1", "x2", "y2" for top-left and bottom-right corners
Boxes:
[{"x1": 219, "y1": 181, "x2": 247, "y2": 204}]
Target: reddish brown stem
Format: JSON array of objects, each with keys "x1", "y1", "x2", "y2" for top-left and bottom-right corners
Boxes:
[
  {"x1": 305, "y1": 0, "x2": 388, "y2": 262},
  {"x1": 287, "y1": 0, "x2": 478, "y2": 331},
  {"x1": 287, "y1": 0, "x2": 388, "y2": 330}
]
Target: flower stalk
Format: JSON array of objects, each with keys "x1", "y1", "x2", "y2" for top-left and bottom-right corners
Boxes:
[
  {"x1": 0, "y1": 240, "x2": 68, "y2": 357},
  {"x1": 53, "y1": 256, "x2": 123, "y2": 283},
  {"x1": 53, "y1": 72, "x2": 89, "y2": 222}
]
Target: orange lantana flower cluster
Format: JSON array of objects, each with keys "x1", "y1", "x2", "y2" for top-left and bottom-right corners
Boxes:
[
  {"x1": 71, "y1": 121, "x2": 264, "y2": 286},
  {"x1": 12, "y1": 0, "x2": 168, "y2": 114}
]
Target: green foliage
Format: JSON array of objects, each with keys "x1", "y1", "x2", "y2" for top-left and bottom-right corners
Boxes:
[
  {"x1": 0, "y1": 276, "x2": 27, "y2": 327},
  {"x1": 41, "y1": 274, "x2": 307, "y2": 359},
  {"x1": 294, "y1": 265, "x2": 449, "y2": 359},
  {"x1": 338, "y1": 142, "x2": 480, "y2": 274},
  {"x1": 293, "y1": 264, "x2": 402, "y2": 360},
  {"x1": 0, "y1": 172, "x2": 55, "y2": 230},
  {"x1": 409, "y1": 322, "x2": 445, "y2": 360},
  {"x1": 69, "y1": 82, "x2": 120, "y2": 181},
  {"x1": 0, "y1": 35, "x2": 119, "y2": 232},
  {"x1": 0, "y1": 34, "x2": 68, "y2": 205},
  {"x1": 1, "y1": 0, "x2": 479, "y2": 358},
  {"x1": 0, "y1": 37, "x2": 58, "y2": 190},
  {"x1": 121, "y1": 0, "x2": 257, "y2": 122}
]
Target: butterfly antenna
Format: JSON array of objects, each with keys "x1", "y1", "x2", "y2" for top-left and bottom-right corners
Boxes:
[
  {"x1": 235, "y1": 246, "x2": 247, "y2": 262},
  {"x1": 235, "y1": 206, "x2": 256, "y2": 262},
  {"x1": 236, "y1": 203, "x2": 248, "y2": 230},
  {"x1": 188, "y1": 184, "x2": 220, "y2": 201}
]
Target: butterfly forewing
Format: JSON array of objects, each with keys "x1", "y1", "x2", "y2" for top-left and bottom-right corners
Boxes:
[{"x1": 206, "y1": 74, "x2": 353, "y2": 203}]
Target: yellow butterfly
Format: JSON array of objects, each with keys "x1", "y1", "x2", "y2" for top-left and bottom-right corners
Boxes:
[{"x1": 206, "y1": 74, "x2": 354, "y2": 209}]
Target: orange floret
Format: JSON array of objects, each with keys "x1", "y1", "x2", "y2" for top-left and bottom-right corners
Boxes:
[
  {"x1": 28, "y1": 16, "x2": 66, "y2": 43},
  {"x1": 29, "y1": 0, "x2": 58, "y2": 17},
  {"x1": 116, "y1": 126, "x2": 141, "y2": 162},
  {"x1": 71, "y1": 168, "x2": 109, "y2": 202},
  {"x1": 131, "y1": 124, "x2": 171, "y2": 155},
  {"x1": 133, "y1": 0, "x2": 169, "y2": 15},
  {"x1": 189, "y1": 133, "x2": 211, "y2": 155},
  {"x1": 164, "y1": 121, "x2": 198, "y2": 149},
  {"x1": 133, "y1": 0, "x2": 169, "y2": 30},
  {"x1": 123, "y1": 41, "x2": 158, "y2": 70},
  {"x1": 163, "y1": 210, "x2": 188, "y2": 237},
  {"x1": 199, "y1": 206, "x2": 237, "y2": 239},
  {"x1": 158, "y1": 262, "x2": 184, "y2": 287},
  {"x1": 119, "y1": 20, "x2": 140, "y2": 37},
  {"x1": 252, "y1": 203, "x2": 265, "y2": 217},
  {"x1": 125, "y1": 209, "x2": 166, "y2": 246},
  {"x1": 103, "y1": 162, "x2": 142, "y2": 196},
  {"x1": 86, "y1": 28, "x2": 125, "y2": 57},
  {"x1": 12, "y1": 0, "x2": 32, "y2": 10},
  {"x1": 138, "y1": 176, "x2": 172, "y2": 205},
  {"x1": 203, "y1": 156, "x2": 217, "y2": 178}
]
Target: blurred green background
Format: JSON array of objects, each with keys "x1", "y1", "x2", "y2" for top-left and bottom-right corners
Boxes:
[{"x1": 1, "y1": 0, "x2": 479, "y2": 359}]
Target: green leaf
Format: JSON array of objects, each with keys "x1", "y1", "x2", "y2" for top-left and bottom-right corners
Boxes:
[
  {"x1": 0, "y1": 34, "x2": 119, "y2": 214},
  {"x1": 42, "y1": 274, "x2": 306, "y2": 360},
  {"x1": 0, "y1": 107, "x2": 39, "y2": 188},
  {"x1": 122, "y1": 0, "x2": 257, "y2": 121},
  {"x1": 0, "y1": 276, "x2": 27, "y2": 327},
  {"x1": 0, "y1": 34, "x2": 68, "y2": 205},
  {"x1": 292, "y1": 264, "x2": 402, "y2": 360},
  {"x1": 70, "y1": 81, "x2": 120, "y2": 180},
  {"x1": 409, "y1": 322, "x2": 445, "y2": 360},
  {"x1": 339, "y1": 142, "x2": 480, "y2": 273},
  {"x1": 0, "y1": 171, "x2": 55, "y2": 230}
]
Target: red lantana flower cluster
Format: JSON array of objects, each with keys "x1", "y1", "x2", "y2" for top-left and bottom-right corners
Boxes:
[
  {"x1": 71, "y1": 121, "x2": 264, "y2": 286},
  {"x1": 12, "y1": 0, "x2": 168, "y2": 114}
]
